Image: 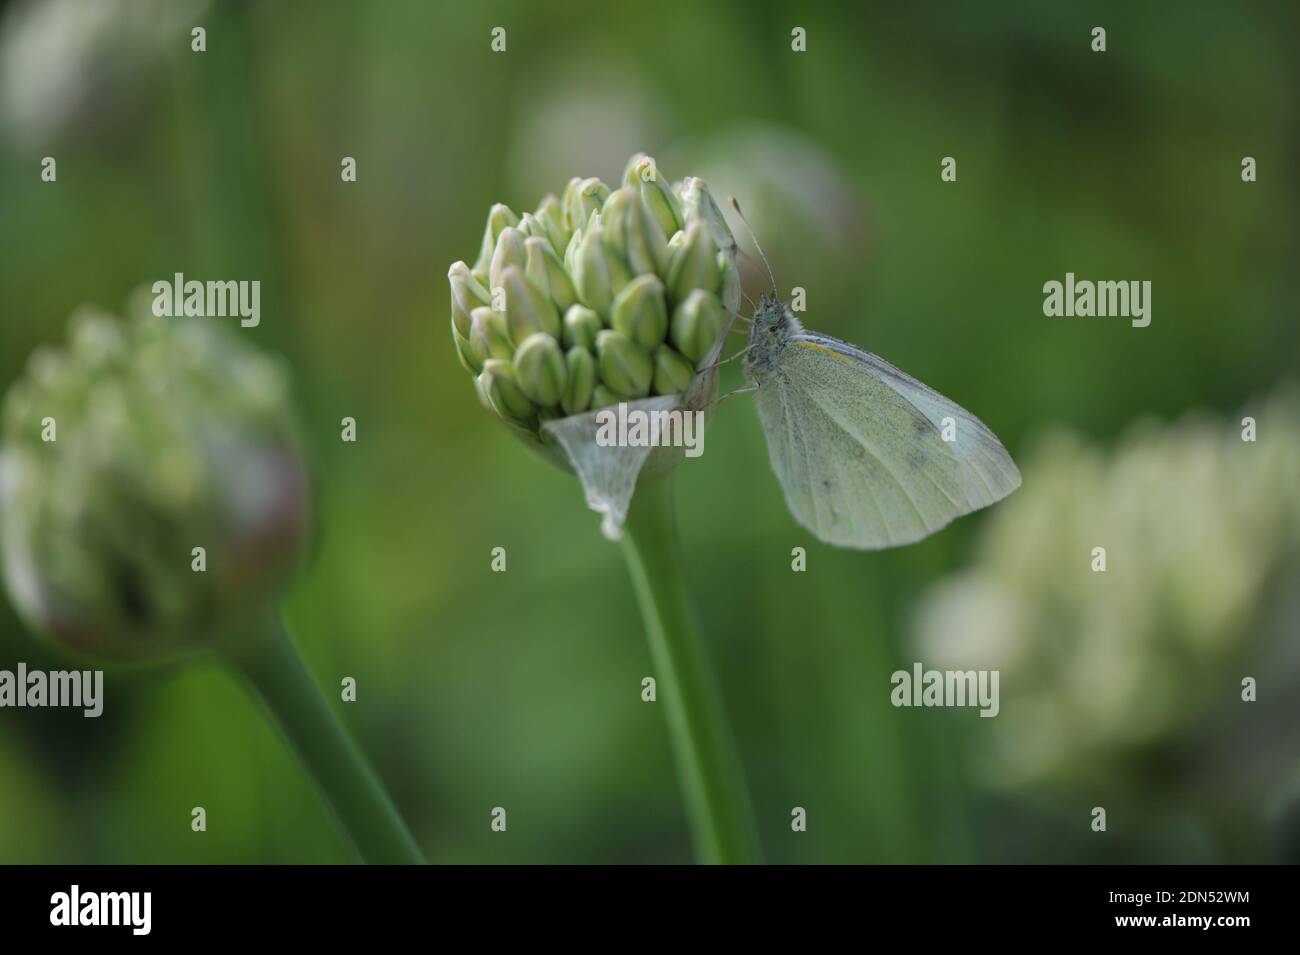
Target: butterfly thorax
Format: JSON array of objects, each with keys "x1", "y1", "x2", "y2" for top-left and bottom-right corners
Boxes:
[{"x1": 744, "y1": 292, "x2": 802, "y2": 385}]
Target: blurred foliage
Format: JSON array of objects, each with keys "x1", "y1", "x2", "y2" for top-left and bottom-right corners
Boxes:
[{"x1": 0, "y1": 0, "x2": 1296, "y2": 862}]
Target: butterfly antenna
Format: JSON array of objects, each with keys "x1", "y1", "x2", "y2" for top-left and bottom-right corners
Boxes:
[{"x1": 730, "y1": 197, "x2": 778, "y2": 295}]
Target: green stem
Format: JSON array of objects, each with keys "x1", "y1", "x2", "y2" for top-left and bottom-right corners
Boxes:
[
  {"x1": 227, "y1": 613, "x2": 425, "y2": 864},
  {"x1": 620, "y1": 476, "x2": 762, "y2": 864}
]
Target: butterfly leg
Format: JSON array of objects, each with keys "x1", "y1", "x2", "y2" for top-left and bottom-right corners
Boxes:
[{"x1": 706, "y1": 384, "x2": 758, "y2": 409}]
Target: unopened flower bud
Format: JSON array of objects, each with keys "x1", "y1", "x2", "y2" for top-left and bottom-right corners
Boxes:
[
  {"x1": 611, "y1": 274, "x2": 668, "y2": 352},
  {"x1": 448, "y1": 260, "x2": 491, "y2": 339},
  {"x1": 453, "y1": 325, "x2": 481, "y2": 374},
  {"x1": 572, "y1": 226, "x2": 632, "y2": 316},
  {"x1": 524, "y1": 236, "x2": 577, "y2": 311},
  {"x1": 564, "y1": 177, "x2": 610, "y2": 232},
  {"x1": 624, "y1": 194, "x2": 670, "y2": 278},
  {"x1": 591, "y1": 384, "x2": 623, "y2": 411},
  {"x1": 489, "y1": 226, "x2": 527, "y2": 292},
  {"x1": 626, "y1": 155, "x2": 683, "y2": 237},
  {"x1": 562, "y1": 305, "x2": 602, "y2": 351},
  {"x1": 653, "y1": 345, "x2": 696, "y2": 396},
  {"x1": 670, "y1": 289, "x2": 725, "y2": 363},
  {"x1": 562, "y1": 346, "x2": 597, "y2": 415},
  {"x1": 478, "y1": 358, "x2": 537, "y2": 426},
  {"x1": 596, "y1": 328, "x2": 652, "y2": 398},
  {"x1": 598, "y1": 188, "x2": 636, "y2": 255},
  {"x1": 472, "y1": 203, "x2": 519, "y2": 285},
  {"x1": 667, "y1": 222, "x2": 721, "y2": 303},
  {"x1": 512, "y1": 332, "x2": 567, "y2": 407},
  {"x1": 469, "y1": 306, "x2": 513, "y2": 362},
  {"x1": 0, "y1": 307, "x2": 309, "y2": 662},
  {"x1": 501, "y1": 265, "x2": 561, "y2": 343},
  {"x1": 534, "y1": 194, "x2": 570, "y2": 256}
]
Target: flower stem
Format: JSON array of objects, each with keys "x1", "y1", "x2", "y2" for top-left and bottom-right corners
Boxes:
[
  {"x1": 227, "y1": 612, "x2": 426, "y2": 864},
  {"x1": 620, "y1": 475, "x2": 762, "y2": 864}
]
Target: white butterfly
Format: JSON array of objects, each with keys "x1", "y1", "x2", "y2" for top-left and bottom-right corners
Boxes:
[{"x1": 743, "y1": 291, "x2": 1021, "y2": 549}]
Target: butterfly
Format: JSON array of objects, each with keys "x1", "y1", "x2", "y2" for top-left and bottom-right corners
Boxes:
[{"x1": 740, "y1": 290, "x2": 1021, "y2": 549}]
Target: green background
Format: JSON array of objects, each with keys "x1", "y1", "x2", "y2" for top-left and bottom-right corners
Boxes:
[{"x1": 1, "y1": 0, "x2": 1297, "y2": 863}]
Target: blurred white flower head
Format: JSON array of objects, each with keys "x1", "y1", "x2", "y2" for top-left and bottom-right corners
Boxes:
[
  {"x1": 0, "y1": 0, "x2": 206, "y2": 150},
  {"x1": 912, "y1": 385, "x2": 1300, "y2": 809}
]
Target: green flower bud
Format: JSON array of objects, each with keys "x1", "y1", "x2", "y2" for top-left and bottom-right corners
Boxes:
[
  {"x1": 478, "y1": 358, "x2": 537, "y2": 426},
  {"x1": 572, "y1": 226, "x2": 632, "y2": 316},
  {"x1": 595, "y1": 328, "x2": 652, "y2": 398},
  {"x1": 0, "y1": 308, "x2": 310, "y2": 662},
  {"x1": 563, "y1": 227, "x2": 583, "y2": 278},
  {"x1": 678, "y1": 176, "x2": 733, "y2": 253},
  {"x1": 670, "y1": 289, "x2": 725, "y2": 363},
  {"x1": 652, "y1": 345, "x2": 696, "y2": 396},
  {"x1": 591, "y1": 384, "x2": 623, "y2": 411},
  {"x1": 626, "y1": 154, "x2": 682, "y2": 237},
  {"x1": 610, "y1": 274, "x2": 668, "y2": 352},
  {"x1": 452, "y1": 324, "x2": 481, "y2": 374},
  {"x1": 512, "y1": 332, "x2": 567, "y2": 407},
  {"x1": 501, "y1": 265, "x2": 561, "y2": 343},
  {"x1": 448, "y1": 260, "x2": 491, "y2": 339},
  {"x1": 598, "y1": 188, "x2": 636, "y2": 254},
  {"x1": 516, "y1": 212, "x2": 540, "y2": 240},
  {"x1": 623, "y1": 192, "x2": 670, "y2": 278},
  {"x1": 562, "y1": 346, "x2": 596, "y2": 415},
  {"x1": 534, "y1": 194, "x2": 570, "y2": 256},
  {"x1": 667, "y1": 221, "x2": 721, "y2": 303},
  {"x1": 488, "y1": 225, "x2": 527, "y2": 292},
  {"x1": 472, "y1": 202, "x2": 519, "y2": 285},
  {"x1": 469, "y1": 305, "x2": 513, "y2": 362},
  {"x1": 524, "y1": 236, "x2": 577, "y2": 311},
  {"x1": 717, "y1": 250, "x2": 742, "y2": 316},
  {"x1": 564, "y1": 177, "x2": 610, "y2": 232},
  {"x1": 562, "y1": 304, "x2": 602, "y2": 351}
]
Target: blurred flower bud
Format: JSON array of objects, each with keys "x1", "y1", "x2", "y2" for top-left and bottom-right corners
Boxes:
[
  {"x1": 562, "y1": 347, "x2": 597, "y2": 416},
  {"x1": 524, "y1": 236, "x2": 577, "y2": 311},
  {"x1": 501, "y1": 265, "x2": 561, "y2": 343},
  {"x1": 469, "y1": 306, "x2": 512, "y2": 362},
  {"x1": 0, "y1": 306, "x2": 310, "y2": 663},
  {"x1": 534, "y1": 194, "x2": 570, "y2": 256},
  {"x1": 472, "y1": 203, "x2": 519, "y2": 285},
  {"x1": 626, "y1": 198, "x2": 670, "y2": 278},
  {"x1": 448, "y1": 260, "x2": 491, "y2": 339},
  {"x1": 562, "y1": 305, "x2": 602, "y2": 351},
  {"x1": 611, "y1": 274, "x2": 668, "y2": 352},
  {"x1": 596, "y1": 329, "x2": 653, "y2": 398},
  {"x1": 591, "y1": 384, "x2": 623, "y2": 411},
  {"x1": 625, "y1": 154, "x2": 683, "y2": 237},
  {"x1": 488, "y1": 226, "x2": 527, "y2": 292},
  {"x1": 572, "y1": 225, "x2": 633, "y2": 316},
  {"x1": 652, "y1": 345, "x2": 696, "y2": 396},
  {"x1": 564, "y1": 177, "x2": 610, "y2": 233},
  {"x1": 670, "y1": 289, "x2": 725, "y2": 363},
  {"x1": 512, "y1": 332, "x2": 567, "y2": 407},
  {"x1": 477, "y1": 358, "x2": 537, "y2": 427},
  {"x1": 667, "y1": 221, "x2": 721, "y2": 303}
]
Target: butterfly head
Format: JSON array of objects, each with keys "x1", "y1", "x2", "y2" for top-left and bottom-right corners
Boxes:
[{"x1": 744, "y1": 292, "x2": 801, "y2": 384}]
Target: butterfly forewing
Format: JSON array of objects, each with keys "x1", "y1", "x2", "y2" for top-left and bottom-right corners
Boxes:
[{"x1": 755, "y1": 333, "x2": 1020, "y2": 549}]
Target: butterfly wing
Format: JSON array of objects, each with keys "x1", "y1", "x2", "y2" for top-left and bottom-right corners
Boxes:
[{"x1": 754, "y1": 333, "x2": 1020, "y2": 549}]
